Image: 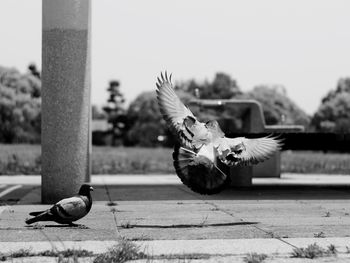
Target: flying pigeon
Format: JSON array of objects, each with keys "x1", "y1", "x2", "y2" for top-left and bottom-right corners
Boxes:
[
  {"x1": 156, "y1": 72, "x2": 282, "y2": 195},
  {"x1": 25, "y1": 184, "x2": 93, "y2": 225}
]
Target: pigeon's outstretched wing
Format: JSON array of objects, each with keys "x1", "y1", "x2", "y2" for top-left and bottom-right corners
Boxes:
[
  {"x1": 217, "y1": 136, "x2": 283, "y2": 166},
  {"x1": 156, "y1": 72, "x2": 211, "y2": 149},
  {"x1": 173, "y1": 145, "x2": 229, "y2": 195}
]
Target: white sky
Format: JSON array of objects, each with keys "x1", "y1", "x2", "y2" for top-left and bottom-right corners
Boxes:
[{"x1": 1, "y1": 0, "x2": 350, "y2": 115}]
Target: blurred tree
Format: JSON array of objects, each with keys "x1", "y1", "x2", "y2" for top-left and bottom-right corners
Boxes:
[
  {"x1": 28, "y1": 63, "x2": 41, "y2": 79},
  {"x1": 0, "y1": 66, "x2": 41, "y2": 143},
  {"x1": 102, "y1": 80, "x2": 127, "y2": 145},
  {"x1": 125, "y1": 91, "x2": 169, "y2": 147},
  {"x1": 202, "y1": 72, "x2": 241, "y2": 99},
  {"x1": 174, "y1": 72, "x2": 242, "y2": 127},
  {"x1": 321, "y1": 78, "x2": 350, "y2": 104},
  {"x1": 178, "y1": 72, "x2": 241, "y2": 100},
  {"x1": 238, "y1": 85, "x2": 310, "y2": 127},
  {"x1": 313, "y1": 78, "x2": 350, "y2": 132}
]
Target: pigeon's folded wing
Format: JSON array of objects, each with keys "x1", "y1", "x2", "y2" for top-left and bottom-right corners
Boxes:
[
  {"x1": 156, "y1": 72, "x2": 209, "y2": 149},
  {"x1": 230, "y1": 136, "x2": 282, "y2": 166},
  {"x1": 53, "y1": 196, "x2": 88, "y2": 219}
]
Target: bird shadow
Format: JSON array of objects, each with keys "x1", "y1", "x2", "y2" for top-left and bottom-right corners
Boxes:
[
  {"x1": 121, "y1": 221, "x2": 257, "y2": 229},
  {"x1": 25, "y1": 224, "x2": 89, "y2": 229}
]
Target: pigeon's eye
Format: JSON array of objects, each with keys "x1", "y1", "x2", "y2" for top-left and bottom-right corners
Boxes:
[
  {"x1": 235, "y1": 148, "x2": 243, "y2": 154},
  {"x1": 226, "y1": 154, "x2": 238, "y2": 162},
  {"x1": 232, "y1": 144, "x2": 244, "y2": 154}
]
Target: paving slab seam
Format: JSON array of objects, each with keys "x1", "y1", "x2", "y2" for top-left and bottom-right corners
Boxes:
[
  {"x1": 102, "y1": 181, "x2": 121, "y2": 238},
  {"x1": 1, "y1": 238, "x2": 350, "y2": 256}
]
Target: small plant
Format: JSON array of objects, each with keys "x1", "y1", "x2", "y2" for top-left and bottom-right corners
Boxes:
[
  {"x1": 32, "y1": 223, "x2": 44, "y2": 229},
  {"x1": 39, "y1": 249, "x2": 93, "y2": 258},
  {"x1": 120, "y1": 221, "x2": 134, "y2": 229},
  {"x1": 93, "y1": 239, "x2": 147, "y2": 263},
  {"x1": 0, "y1": 248, "x2": 94, "y2": 261},
  {"x1": 324, "y1": 211, "x2": 331, "y2": 217},
  {"x1": 198, "y1": 215, "x2": 208, "y2": 227},
  {"x1": 291, "y1": 243, "x2": 337, "y2": 259},
  {"x1": 10, "y1": 248, "x2": 32, "y2": 258},
  {"x1": 0, "y1": 253, "x2": 7, "y2": 261},
  {"x1": 128, "y1": 235, "x2": 152, "y2": 241},
  {"x1": 107, "y1": 201, "x2": 117, "y2": 206},
  {"x1": 160, "y1": 253, "x2": 211, "y2": 261},
  {"x1": 110, "y1": 208, "x2": 118, "y2": 213},
  {"x1": 314, "y1": 231, "x2": 326, "y2": 238},
  {"x1": 327, "y1": 244, "x2": 337, "y2": 255},
  {"x1": 244, "y1": 253, "x2": 268, "y2": 263},
  {"x1": 266, "y1": 231, "x2": 275, "y2": 238},
  {"x1": 346, "y1": 246, "x2": 350, "y2": 253}
]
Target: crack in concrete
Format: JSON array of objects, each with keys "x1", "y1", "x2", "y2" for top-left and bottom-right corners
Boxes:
[
  {"x1": 120, "y1": 221, "x2": 257, "y2": 229},
  {"x1": 103, "y1": 183, "x2": 121, "y2": 238}
]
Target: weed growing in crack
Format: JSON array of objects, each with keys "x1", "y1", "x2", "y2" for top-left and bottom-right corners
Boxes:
[
  {"x1": 128, "y1": 235, "x2": 152, "y2": 241},
  {"x1": 244, "y1": 253, "x2": 268, "y2": 263},
  {"x1": 324, "y1": 211, "x2": 331, "y2": 217},
  {"x1": 110, "y1": 207, "x2": 118, "y2": 213},
  {"x1": 291, "y1": 243, "x2": 337, "y2": 259},
  {"x1": 120, "y1": 221, "x2": 134, "y2": 229},
  {"x1": 32, "y1": 223, "x2": 44, "y2": 229},
  {"x1": 314, "y1": 231, "x2": 326, "y2": 238},
  {"x1": 93, "y1": 239, "x2": 146, "y2": 263},
  {"x1": 327, "y1": 244, "x2": 337, "y2": 255},
  {"x1": 346, "y1": 246, "x2": 350, "y2": 253},
  {"x1": 198, "y1": 215, "x2": 208, "y2": 227},
  {"x1": 107, "y1": 201, "x2": 118, "y2": 206},
  {"x1": 0, "y1": 248, "x2": 94, "y2": 262},
  {"x1": 266, "y1": 231, "x2": 275, "y2": 238}
]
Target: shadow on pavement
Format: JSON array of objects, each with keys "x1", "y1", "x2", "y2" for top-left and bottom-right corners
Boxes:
[{"x1": 127, "y1": 222, "x2": 258, "y2": 229}]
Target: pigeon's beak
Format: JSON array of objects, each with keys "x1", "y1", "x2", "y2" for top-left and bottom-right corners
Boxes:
[{"x1": 90, "y1": 186, "x2": 94, "y2": 191}]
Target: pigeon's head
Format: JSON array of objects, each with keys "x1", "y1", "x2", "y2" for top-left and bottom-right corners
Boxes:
[
  {"x1": 205, "y1": 120, "x2": 225, "y2": 138},
  {"x1": 79, "y1": 184, "x2": 94, "y2": 195}
]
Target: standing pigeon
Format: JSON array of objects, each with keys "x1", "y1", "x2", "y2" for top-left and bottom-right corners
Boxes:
[
  {"x1": 25, "y1": 184, "x2": 93, "y2": 225},
  {"x1": 156, "y1": 72, "x2": 282, "y2": 195}
]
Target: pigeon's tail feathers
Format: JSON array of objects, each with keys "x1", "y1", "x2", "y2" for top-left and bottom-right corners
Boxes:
[
  {"x1": 173, "y1": 146, "x2": 195, "y2": 177},
  {"x1": 25, "y1": 212, "x2": 52, "y2": 225},
  {"x1": 29, "y1": 211, "x2": 45, "y2": 216},
  {"x1": 173, "y1": 145, "x2": 229, "y2": 195}
]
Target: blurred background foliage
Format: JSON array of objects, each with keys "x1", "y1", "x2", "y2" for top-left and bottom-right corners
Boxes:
[
  {"x1": 0, "y1": 65, "x2": 349, "y2": 147},
  {"x1": 0, "y1": 65, "x2": 41, "y2": 143}
]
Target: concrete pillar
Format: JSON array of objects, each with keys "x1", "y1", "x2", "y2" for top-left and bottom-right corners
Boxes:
[{"x1": 42, "y1": 0, "x2": 91, "y2": 203}]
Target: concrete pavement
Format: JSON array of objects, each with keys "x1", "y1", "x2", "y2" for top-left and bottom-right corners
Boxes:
[
  {"x1": 1, "y1": 173, "x2": 350, "y2": 262},
  {"x1": 1, "y1": 173, "x2": 350, "y2": 185}
]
